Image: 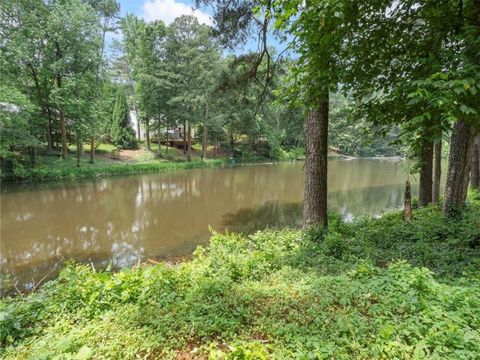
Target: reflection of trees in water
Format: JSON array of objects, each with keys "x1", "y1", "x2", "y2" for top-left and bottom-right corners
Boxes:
[
  {"x1": 329, "y1": 184, "x2": 407, "y2": 219},
  {"x1": 1, "y1": 173, "x2": 212, "y2": 294},
  {"x1": 223, "y1": 202, "x2": 303, "y2": 234},
  {"x1": 2, "y1": 162, "x2": 423, "y2": 295},
  {"x1": 223, "y1": 184, "x2": 409, "y2": 234}
]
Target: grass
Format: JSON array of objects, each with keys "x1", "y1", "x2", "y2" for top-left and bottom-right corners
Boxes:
[
  {"x1": 1, "y1": 191, "x2": 479, "y2": 359},
  {"x1": 1, "y1": 143, "x2": 226, "y2": 183},
  {"x1": 1, "y1": 142, "x2": 306, "y2": 183},
  {"x1": 3, "y1": 158, "x2": 225, "y2": 183}
]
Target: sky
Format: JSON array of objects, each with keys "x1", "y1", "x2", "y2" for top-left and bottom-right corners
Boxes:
[
  {"x1": 117, "y1": 0, "x2": 213, "y2": 26},
  {"x1": 110, "y1": 0, "x2": 287, "y2": 56}
]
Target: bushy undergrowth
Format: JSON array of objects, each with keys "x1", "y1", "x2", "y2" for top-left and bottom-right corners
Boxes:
[
  {"x1": 1, "y1": 159, "x2": 225, "y2": 183},
  {"x1": 1, "y1": 192, "x2": 479, "y2": 359}
]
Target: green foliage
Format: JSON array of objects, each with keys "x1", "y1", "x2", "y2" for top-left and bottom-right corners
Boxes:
[
  {"x1": 1, "y1": 193, "x2": 479, "y2": 359},
  {"x1": 110, "y1": 89, "x2": 138, "y2": 149},
  {"x1": 1, "y1": 158, "x2": 225, "y2": 183},
  {"x1": 0, "y1": 84, "x2": 39, "y2": 176}
]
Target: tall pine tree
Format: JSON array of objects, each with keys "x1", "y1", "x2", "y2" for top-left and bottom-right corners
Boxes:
[{"x1": 111, "y1": 89, "x2": 137, "y2": 149}]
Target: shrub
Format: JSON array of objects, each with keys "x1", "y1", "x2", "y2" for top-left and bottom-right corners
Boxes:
[{"x1": 1, "y1": 193, "x2": 479, "y2": 359}]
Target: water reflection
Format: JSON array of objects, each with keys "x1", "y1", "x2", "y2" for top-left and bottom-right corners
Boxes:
[
  {"x1": 1, "y1": 159, "x2": 438, "y2": 294},
  {"x1": 223, "y1": 184, "x2": 410, "y2": 234}
]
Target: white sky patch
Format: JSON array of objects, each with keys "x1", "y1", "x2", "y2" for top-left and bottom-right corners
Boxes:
[{"x1": 141, "y1": 0, "x2": 212, "y2": 25}]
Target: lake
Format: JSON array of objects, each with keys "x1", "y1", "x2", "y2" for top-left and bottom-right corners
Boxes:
[{"x1": 1, "y1": 158, "x2": 415, "y2": 294}]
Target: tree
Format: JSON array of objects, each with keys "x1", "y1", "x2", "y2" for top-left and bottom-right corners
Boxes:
[
  {"x1": 472, "y1": 136, "x2": 480, "y2": 189},
  {"x1": 163, "y1": 15, "x2": 221, "y2": 161},
  {"x1": 270, "y1": 0, "x2": 357, "y2": 229},
  {"x1": 111, "y1": 88, "x2": 137, "y2": 149}
]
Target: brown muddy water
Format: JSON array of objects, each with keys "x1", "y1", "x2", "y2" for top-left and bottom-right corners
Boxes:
[{"x1": 1, "y1": 159, "x2": 422, "y2": 294}]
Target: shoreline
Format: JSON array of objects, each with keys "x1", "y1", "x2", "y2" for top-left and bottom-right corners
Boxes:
[{"x1": 1, "y1": 155, "x2": 409, "y2": 185}]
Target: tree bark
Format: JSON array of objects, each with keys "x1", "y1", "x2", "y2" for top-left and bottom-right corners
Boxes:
[
  {"x1": 183, "y1": 121, "x2": 187, "y2": 154},
  {"x1": 303, "y1": 95, "x2": 329, "y2": 229},
  {"x1": 58, "y1": 106, "x2": 68, "y2": 159},
  {"x1": 157, "y1": 124, "x2": 162, "y2": 155},
  {"x1": 165, "y1": 124, "x2": 169, "y2": 154},
  {"x1": 78, "y1": 136, "x2": 84, "y2": 156},
  {"x1": 202, "y1": 103, "x2": 209, "y2": 161},
  {"x1": 444, "y1": 120, "x2": 477, "y2": 214},
  {"x1": 471, "y1": 136, "x2": 480, "y2": 189},
  {"x1": 145, "y1": 118, "x2": 151, "y2": 151},
  {"x1": 55, "y1": 43, "x2": 68, "y2": 159},
  {"x1": 46, "y1": 107, "x2": 53, "y2": 153},
  {"x1": 90, "y1": 137, "x2": 95, "y2": 163},
  {"x1": 418, "y1": 138, "x2": 434, "y2": 206},
  {"x1": 187, "y1": 123, "x2": 192, "y2": 162},
  {"x1": 432, "y1": 138, "x2": 442, "y2": 204},
  {"x1": 202, "y1": 124, "x2": 208, "y2": 161},
  {"x1": 133, "y1": 102, "x2": 141, "y2": 141},
  {"x1": 76, "y1": 138, "x2": 81, "y2": 167}
]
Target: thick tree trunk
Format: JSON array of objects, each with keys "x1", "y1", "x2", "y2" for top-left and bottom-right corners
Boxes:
[
  {"x1": 187, "y1": 123, "x2": 192, "y2": 162},
  {"x1": 471, "y1": 136, "x2": 480, "y2": 189},
  {"x1": 90, "y1": 138, "x2": 95, "y2": 163},
  {"x1": 303, "y1": 95, "x2": 329, "y2": 229},
  {"x1": 432, "y1": 138, "x2": 442, "y2": 204},
  {"x1": 418, "y1": 139, "x2": 434, "y2": 206},
  {"x1": 444, "y1": 120, "x2": 476, "y2": 214},
  {"x1": 145, "y1": 118, "x2": 151, "y2": 151}
]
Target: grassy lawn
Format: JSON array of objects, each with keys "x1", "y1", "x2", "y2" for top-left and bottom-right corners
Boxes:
[
  {"x1": 1, "y1": 143, "x2": 226, "y2": 182},
  {"x1": 1, "y1": 192, "x2": 479, "y2": 359}
]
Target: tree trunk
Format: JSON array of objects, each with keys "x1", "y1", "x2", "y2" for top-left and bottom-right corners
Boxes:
[
  {"x1": 157, "y1": 124, "x2": 162, "y2": 156},
  {"x1": 133, "y1": 102, "x2": 141, "y2": 142},
  {"x1": 432, "y1": 138, "x2": 442, "y2": 204},
  {"x1": 202, "y1": 103, "x2": 208, "y2": 161},
  {"x1": 230, "y1": 134, "x2": 235, "y2": 157},
  {"x1": 55, "y1": 43, "x2": 68, "y2": 159},
  {"x1": 165, "y1": 124, "x2": 169, "y2": 154},
  {"x1": 404, "y1": 179, "x2": 412, "y2": 221},
  {"x1": 145, "y1": 118, "x2": 151, "y2": 151},
  {"x1": 90, "y1": 137, "x2": 95, "y2": 163},
  {"x1": 471, "y1": 136, "x2": 480, "y2": 189},
  {"x1": 29, "y1": 146, "x2": 36, "y2": 166},
  {"x1": 418, "y1": 138, "x2": 434, "y2": 206},
  {"x1": 76, "y1": 138, "x2": 81, "y2": 167},
  {"x1": 46, "y1": 108, "x2": 53, "y2": 153},
  {"x1": 444, "y1": 120, "x2": 477, "y2": 214},
  {"x1": 202, "y1": 125, "x2": 208, "y2": 161},
  {"x1": 78, "y1": 137, "x2": 84, "y2": 156},
  {"x1": 303, "y1": 95, "x2": 329, "y2": 229},
  {"x1": 58, "y1": 107, "x2": 68, "y2": 159},
  {"x1": 187, "y1": 123, "x2": 192, "y2": 162},
  {"x1": 183, "y1": 121, "x2": 187, "y2": 154}
]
